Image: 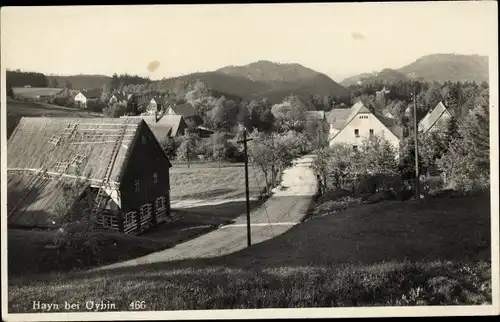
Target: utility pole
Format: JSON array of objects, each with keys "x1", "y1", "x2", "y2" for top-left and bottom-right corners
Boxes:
[
  {"x1": 237, "y1": 130, "x2": 253, "y2": 247},
  {"x1": 412, "y1": 90, "x2": 420, "y2": 199}
]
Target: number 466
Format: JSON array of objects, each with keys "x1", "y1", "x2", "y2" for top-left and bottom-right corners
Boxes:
[{"x1": 129, "y1": 301, "x2": 146, "y2": 310}]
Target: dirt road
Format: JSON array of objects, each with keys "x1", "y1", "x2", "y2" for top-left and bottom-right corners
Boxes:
[{"x1": 97, "y1": 154, "x2": 317, "y2": 270}]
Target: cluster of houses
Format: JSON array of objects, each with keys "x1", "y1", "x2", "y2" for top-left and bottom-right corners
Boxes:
[
  {"x1": 324, "y1": 99, "x2": 453, "y2": 152},
  {"x1": 7, "y1": 84, "x2": 453, "y2": 236}
]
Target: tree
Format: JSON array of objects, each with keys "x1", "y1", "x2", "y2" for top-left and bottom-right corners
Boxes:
[
  {"x1": 424, "y1": 82, "x2": 443, "y2": 111},
  {"x1": 103, "y1": 103, "x2": 127, "y2": 118},
  {"x1": 65, "y1": 80, "x2": 73, "y2": 90},
  {"x1": 312, "y1": 143, "x2": 354, "y2": 190},
  {"x1": 176, "y1": 130, "x2": 199, "y2": 162},
  {"x1": 209, "y1": 97, "x2": 239, "y2": 131},
  {"x1": 7, "y1": 84, "x2": 15, "y2": 99},
  {"x1": 50, "y1": 78, "x2": 59, "y2": 88},
  {"x1": 236, "y1": 103, "x2": 252, "y2": 130},
  {"x1": 271, "y1": 95, "x2": 307, "y2": 132},
  {"x1": 248, "y1": 131, "x2": 299, "y2": 193},
  {"x1": 460, "y1": 102, "x2": 489, "y2": 177},
  {"x1": 357, "y1": 135, "x2": 398, "y2": 177},
  {"x1": 50, "y1": 177, "x2": 100, "y2": 269},
  {"x1": 437, "y1": 137, "x2": 483, "y2": 192},
  {"x1": 161, "y1": 136, "x2": 182, "y2": 159}
]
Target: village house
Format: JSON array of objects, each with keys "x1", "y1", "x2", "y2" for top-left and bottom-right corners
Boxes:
[
  {"x1": 165, "y1": 102, "x2": 202, "y2": 124},
  {"x1": 121, "y1": 114, "x2": 189, "y2": 143},
  {"x1": 108, "y1": 92, "x2": 129, "y2": 105},
  {"x1": 327, "y1": 101, "x2": 403, "y2": 152},
  {"x1": 146, "y1": 97, "x2": 165, "y2": 114},
  {"x1": 418, "y1": 101, "x2": 453, "y2": 134},
  {"x1": 73, "y1": 89, "x2": 102, "y2": 108},
  {"x1": 7, "y1": 117, "x2": 172, "y2": 235}
]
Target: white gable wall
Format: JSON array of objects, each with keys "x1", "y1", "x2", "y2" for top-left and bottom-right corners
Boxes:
[
  {"x1": 74, "y1": 92, "x2": 87, "y2": 108},
  {"x1": 428, "y1": 110, "x2": 452, "y2": 133},
  {"x1": 329, "y1": 112, "x2": 400, "y2": 152},
  {"x1": 166, "y1": 107, "x2": 177, "y2": 115},
  {"x1": 147, "y1": 99, "x2": 158, "y2": 113}
]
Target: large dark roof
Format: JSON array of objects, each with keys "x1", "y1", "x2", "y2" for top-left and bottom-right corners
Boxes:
[
  {"x1": 7, "y1": 117, "x2": 145, "y2": 185},
  {"x1": 80, "y1": 89, "x2": 102, "y2": 99},
  {"x1": 169, "y1": 103, "x2": 198, "y2": 118}
]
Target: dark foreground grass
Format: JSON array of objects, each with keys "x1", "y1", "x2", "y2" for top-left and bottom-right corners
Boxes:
[
  {"x1": 8, "y1": 261, "x2": 491, "y2": 312},
  {"x1": 7, "y1": 229, "x2": 173, "y2": 277},
  {"x1": 8, "y1": 191, "x2": 492, "y2": 310}
]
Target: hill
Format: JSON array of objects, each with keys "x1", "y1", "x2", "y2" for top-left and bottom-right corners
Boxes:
[
  {"x1": 216, "y1": 60, "x2": 322, "y2": 84},
  {"x1": 215, "y1": 60, "x2": 350, "y2": 103},
  {"x1": 46, "y1": 74, "x2": 111, "y2": 90},
  {"x1": 340, "y1": 53, "x2": 489, "y2": 86},
  {"x1": 157, "y1": 72, "x2": 269, "y2": 102},
  {"x1": 398, "y1": 53, "x2": 489, "y2": 83}
]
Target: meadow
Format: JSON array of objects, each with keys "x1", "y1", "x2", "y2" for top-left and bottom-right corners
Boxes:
[
  {"x1": 8, "y1": 190, "x2": 491, "y2": 310},
  {"x1": 5, "y1": 99, "x2": 98, "y2": 138},
  {"x1": 170, "y1": 162, "x2": 268, "y2": 201}
]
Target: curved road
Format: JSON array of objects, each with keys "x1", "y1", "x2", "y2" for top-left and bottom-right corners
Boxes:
[{"x1": 98, "y1": 154, "x2": 317, "y2": 270}]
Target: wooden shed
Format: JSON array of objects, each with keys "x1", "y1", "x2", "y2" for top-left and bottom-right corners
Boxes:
[{"x1": 7, "y1": 117, "x2": 172, "y2": 235}]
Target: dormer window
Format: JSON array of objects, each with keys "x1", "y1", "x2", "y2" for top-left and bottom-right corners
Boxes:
[
  {"x1": 133, "y1": 180, "x2": 140, "y2": 192},
  {"x1": 153, "y1": 172, "x2": 158, "y2": 184}
]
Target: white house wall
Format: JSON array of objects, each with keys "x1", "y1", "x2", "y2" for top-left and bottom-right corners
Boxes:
[
  {"x1": 329, "y1": 112, "x2": 400, "y2": 152},
  {"x1": 429, "y1": 111, "x2": 452, "y2": 133},
  {"x1": 74, "y1": 93, "x2": 87, "y2": 108}
]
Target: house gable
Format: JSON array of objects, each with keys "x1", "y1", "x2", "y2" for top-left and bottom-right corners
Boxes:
[
  {"x1": 329, "y1": 104, "x2": 401, "y2": 151},
  {"x1": 118, "y1": 121, "x2": 172, "y2": 213},
  {"x1": 418, "y1": 101, "x2": 452, "y2": 133}
]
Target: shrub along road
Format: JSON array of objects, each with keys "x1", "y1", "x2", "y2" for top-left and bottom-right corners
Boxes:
[{"x1": 96, "y1": 154, "x2": 318, "y2": 270}]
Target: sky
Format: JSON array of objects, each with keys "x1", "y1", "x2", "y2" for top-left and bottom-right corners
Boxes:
[{"x1": 1, "y1": 2, "x2": 497, "y2": 82}]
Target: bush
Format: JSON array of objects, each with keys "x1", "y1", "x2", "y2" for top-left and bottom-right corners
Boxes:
[
  {"x1": 86, "y1": 100, "x2": 105, "y2": 113},
  {"x1": 161, "y1": 136, "x2": 182, "y2": 159},
  {"x1": 103, "y1": 103, "x2": 127, "y2": 118}
]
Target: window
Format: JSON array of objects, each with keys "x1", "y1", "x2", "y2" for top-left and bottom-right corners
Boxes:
[
  {"x1": 354, "y1": 129, "x2": 359, "y2": 137},
  {"x1": 140, "y1": 203, "x2": 153, "y2": 220},
  {"x1": 133, "y1": 180, "x2": 140, "y2": 192},
  {"x1": 369, "y1": 129, "x2": 374, "y2": 136},
  {"x1": 353, "y1": 145, "x2": 358, "y2": 151},
  {"x1": 102, "y1": 214, "x2": 113, "y2": 228},
  {"x1": 153, "y1": 172, "x2": 158, "y2": 184},
  {"x1": 141, "y1": 136, "x2": 147, "y2": 144},
  {"x1": 156, "y1": 196, "x2": 166, "y2": 210},
  {"x1": 123, "y1": 211, "x2": 136, "y2": 233},
  {"x1": 359, "y1": 115, "x2": 368, "y2": 119}
]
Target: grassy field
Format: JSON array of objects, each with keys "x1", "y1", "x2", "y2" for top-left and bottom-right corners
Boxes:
[
  {"x1": 8, "y1": 191, "x2": 491, "y2": 310},
  {"x1": 12, "y1": 87, "x2": 64, "y2": 97},
  {"x1": 5, "y1": 99, "x2": 98, "y2": 138},
  {"x1": 170, "y1": 163, "x2": 268, "y2": 201}
]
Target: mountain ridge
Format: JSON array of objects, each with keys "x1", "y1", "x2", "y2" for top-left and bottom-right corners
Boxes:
[{"x1": 340, "y1": 53, "x2": 489, "y2": 86}]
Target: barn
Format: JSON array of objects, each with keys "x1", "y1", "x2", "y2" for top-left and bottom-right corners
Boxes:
[{"x1": 7, "y1": 117, "x2": 172, "y2": 235}]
